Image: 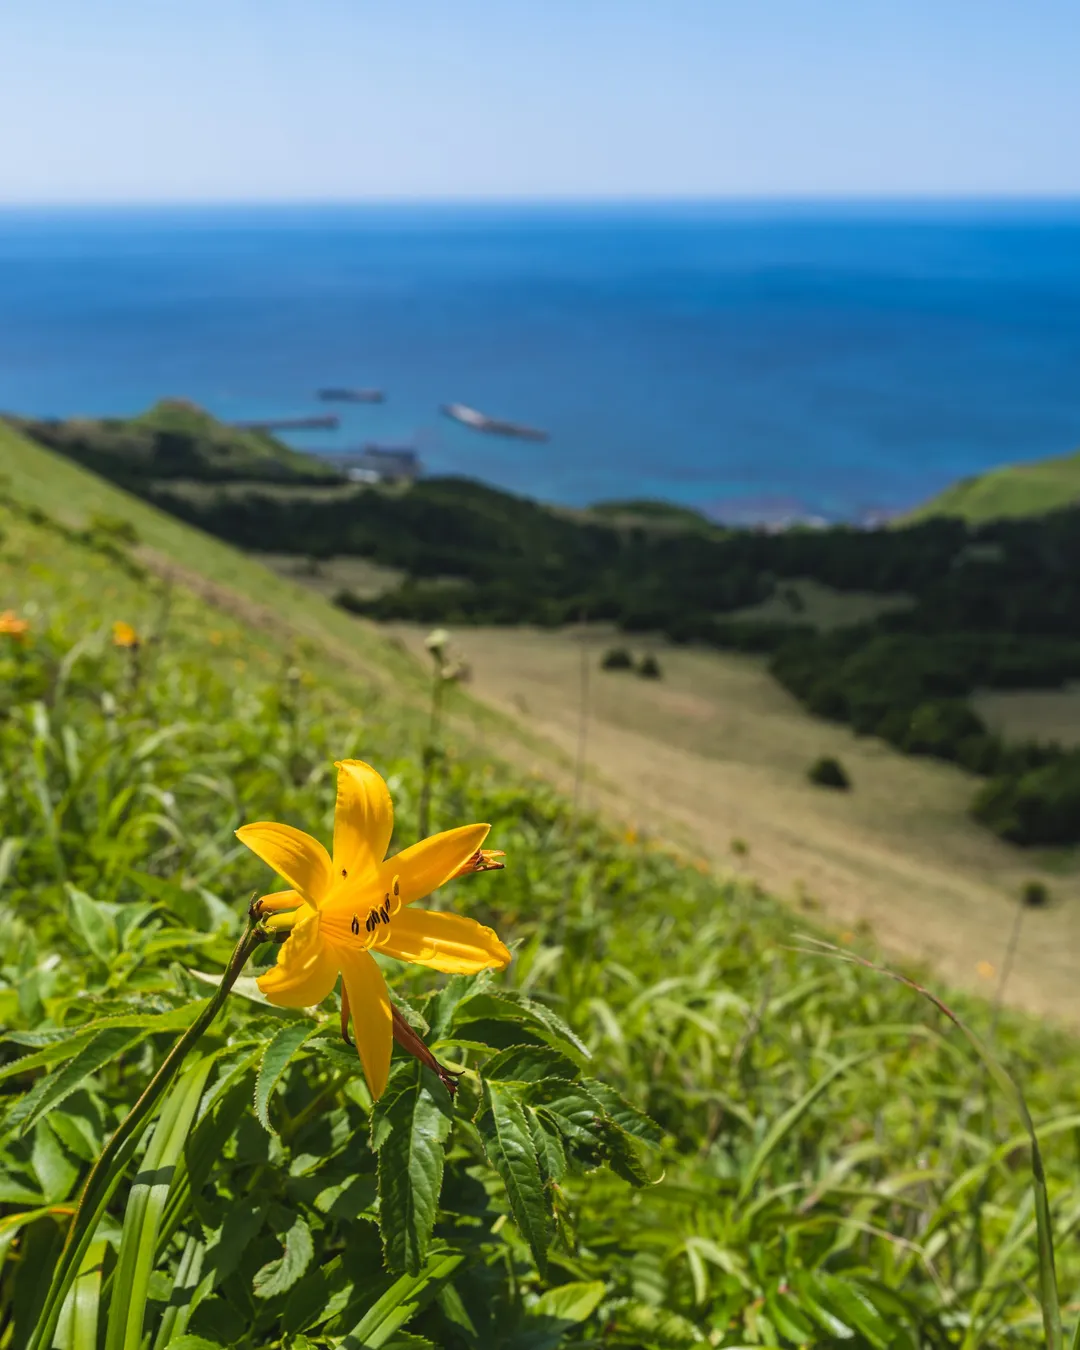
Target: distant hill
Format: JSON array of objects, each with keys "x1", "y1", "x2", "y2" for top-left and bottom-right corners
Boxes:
[
  {"x1": 910, "y1": 446, "x2": 1080, "y2": 523},
  {"x1": 6, "y1": 399, "x2": 343, "y2": 486},
  {"x1": 585, "y1": 498, "x2": 720, "y2": 533}
]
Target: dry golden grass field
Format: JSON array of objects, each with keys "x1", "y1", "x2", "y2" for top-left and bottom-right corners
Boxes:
[{"x1": 388, "y1": 623, "x2": 1080, "y2": 1024}]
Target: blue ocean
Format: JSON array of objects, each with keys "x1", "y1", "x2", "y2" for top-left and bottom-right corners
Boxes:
[{"x1": 1, "y1": 202, "x2": 1078, "y2": 522}]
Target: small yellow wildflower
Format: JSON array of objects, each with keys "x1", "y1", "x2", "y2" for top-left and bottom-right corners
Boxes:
[
  {"x1": 976, "y1": 960, "x2": 996, "y2": 980},
  {"x1": 237, "y1": 759, "x2": 510, "y2": 1100},
  {"x1": 112, "y1": 620, "x2": 140, "y2": 649},
  {"x1": 0, "y1": 611, "x2": 30, "y2": 643}
]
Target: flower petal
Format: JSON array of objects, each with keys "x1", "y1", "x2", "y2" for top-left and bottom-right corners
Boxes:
[
  {"x1": 236, "y1": 822, "x2": 334, "y2": 906},
  {"x1": 256, "y1": 889, "x2": 306, "y2": 914},
  {"x1": 257, "y1": 911, "x2": 339, "y2": 1009},
  {"x1": 380, "y1": 907, "x2": 511, "y2": 974},
  {"x1": 385, "y1": 823, "x2": 490, "y2": 907},
  {"x1": 335, "y1": 943, "x2": 393, "y2": 1100},
  {"x1": 333, "y1": 760, "x2": 394, "y2": 883}
]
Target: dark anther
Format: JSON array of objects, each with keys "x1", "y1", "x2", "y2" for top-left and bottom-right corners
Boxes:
[
  {"x1": 341, "y1": 868, "x2": 347, "y2": 878},
  {"x1": 380, "y1": 905, "x2": 389, "y2": 923},
  {"x1": 393, "y1": 878, "x2": 400, "y2": 896},
  {"x1": 365, "y1": 912, "x2": 377, "y2": 933},
  {"x1": 350, "y1": 915, "x2": 360, "y2": 935}
]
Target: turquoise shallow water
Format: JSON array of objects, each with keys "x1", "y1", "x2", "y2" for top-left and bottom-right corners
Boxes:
[{"x1": 0, "y1": 202, "x2": 1078, "y2": 521}]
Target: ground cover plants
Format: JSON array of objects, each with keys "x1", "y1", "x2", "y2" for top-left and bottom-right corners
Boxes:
[{"x1": 3, "y1": 493, "x2": 1080, "y2": 1347}]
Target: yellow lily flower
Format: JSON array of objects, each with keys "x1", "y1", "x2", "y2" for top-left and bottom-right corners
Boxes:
[
  {"x1": 236, "y1": 759, "x2": 511, "y2": 1100},
  {"x1": 112, "y1": 620, "x2": 140, "y2": 649},
  {"x1": 0, "y1": 610, "x2": 30, "y2": 643}
]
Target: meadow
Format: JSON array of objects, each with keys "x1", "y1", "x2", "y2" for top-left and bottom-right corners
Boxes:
[
  {"x1": 385, "y1": 624, "x2": 1080, "y2": 1022},
  {"x1": 2, "y1": 437, "x2": 1080, "y2": 1348}
]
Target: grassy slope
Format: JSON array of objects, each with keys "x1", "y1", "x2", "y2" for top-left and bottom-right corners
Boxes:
[
  {"x1": 5, "y1": 426, "x2": 1080, "y2": 1343},
  {"x1": 0, "y1": 420, "x2": 418, "y2": 693},
  {"x1": 0, "y1": 419, "x2": 579, "y2": 789},
  {"x1": 909, "y1": 445, "x2": 1080, "y2": 523}
]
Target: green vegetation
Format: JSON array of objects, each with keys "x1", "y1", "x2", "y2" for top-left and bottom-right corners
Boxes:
[
  {"x1": 3, "y1": 443, "x2": 1080, "y2": 1346},
  {"x1": 585, "y1": 498, "x2": 720, "y2": 533},
  {"x1": 1023, "y1": 880, "x2": 1050, "y2": 909},
  {"x1": 808, "y1": 755, "x2": 851, "y2": 791},
  {"x1": 910, "y1": 446, "x2": 1080, "y2": 524},
  {"x1": 15, "y1": 409, "x2": 1080, "y2": 846},
  {"x1": 600, "y1": 646, "x2": 633, "y2": 671},
  {"x1": 637, "y1": 653, "x2": 662, "y2": 680},
  {"x1": 6, "y1": 400, "x2": 344, "y2": 487}
]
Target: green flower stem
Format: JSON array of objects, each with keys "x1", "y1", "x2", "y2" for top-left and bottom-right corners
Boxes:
[{"x1": 30, "y1": 913, "x2": 266, "y2": 1350}]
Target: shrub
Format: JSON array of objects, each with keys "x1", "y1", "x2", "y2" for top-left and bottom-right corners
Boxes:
[
  {"x1": 601, "y1": 646, "x2": 633, "y2": 671},
  {"x1": 971, "y1": 752, "x2": 1080, "y2": 845},
  {"x1": 88, "y1": 512, "x2": 140, "y2": 545},
  {"x1": 808, "y1": 755, "x2": 851, "y2": 790},
  {"x1": 1023, "y1": 879, "x2": 1049, "y2": 908},
  {"x1": 903, "y1": 699, "x2": 987, "y2": 759},
  {"x1": 637, "y1": 653, "x2": 662, "y2": 679}
]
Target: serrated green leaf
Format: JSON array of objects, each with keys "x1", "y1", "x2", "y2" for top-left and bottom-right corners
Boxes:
[
  {"x1": 254, "y1": 1020, "x2": 319, "y2": 1135},
  {"x1": 527, "y1": 1080, "x2": 605, "y2": 1147},
  {"x1": 525, "y1": 1105, "x2": 567, "y2": 1185},
  {"x1": 7, "y1": 1027, "x2": 147, "y2": 1136},
  {"x1": 595, "y1": 1117, "x2": 651, "y2": 1187},
  {"x1": 0, "y1": 1005, "x2": 201, "y2": 1084},
  {"x1": 253, "y1": 1216, "x2": 314, "y2": 1299},
  {"x1": 372, "y1": 1062, "x2": 453, "y2": 1275},
  {"x1": 482, "y1": 1044, "x2": 580, "y2": 1084},
  {"x1": 581, "y1": 1078, "x2": 663, "y2": 1147},
  {"x1": 479, "y1": 1080, "x2": 552, "y2": 1276}
]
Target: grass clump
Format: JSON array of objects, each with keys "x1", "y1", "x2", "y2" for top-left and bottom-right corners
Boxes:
[
  {"x1": 1, "y1": 490, "x2": 1079, "y2": 1347},
  {"x1": 808, "y1": 754, "x2": 852, "y2": 790},
  {"x1": 600, "y1": 645, "x2": 633, "y2": 671},
  {"x1": 1023, "y1": 878, "x2": 1050, "y2": 908},
  {"x1": 637, "y1": 652, "x2": 662, "y2": 679}
]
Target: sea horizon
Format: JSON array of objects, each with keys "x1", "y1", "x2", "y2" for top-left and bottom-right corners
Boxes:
[{"x1": 2, "y1": 199, "x2": 1078, "y2": 522}]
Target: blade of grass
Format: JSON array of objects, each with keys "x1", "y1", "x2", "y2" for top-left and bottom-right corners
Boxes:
[
  {"x1": 71, "y1": 1238, "x2": 108, "y2": 1350},
  {"x1": 104, "y1": 1054, "x2": 215, "y2": 1350},
  {"x1": 794, "y1": 936, "x2": 1063, "y2": 1350},
  {"x1": 736, "y1": 1050, "x2": 874, "y2": 1203}
]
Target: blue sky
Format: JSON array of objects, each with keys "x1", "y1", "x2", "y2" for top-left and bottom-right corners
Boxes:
[{"x1": 1, "y1": 1, "x2": 1077, "y2": 202}]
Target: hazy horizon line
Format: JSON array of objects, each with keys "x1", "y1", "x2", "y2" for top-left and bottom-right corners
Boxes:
[{"x1": 2, "y1": 192, "x2": 1080, "y2": 212}]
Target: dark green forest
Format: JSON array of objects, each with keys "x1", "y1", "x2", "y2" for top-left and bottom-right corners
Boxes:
[{"x1": 17, "y1": 410, "x2": 1080, "y2": 847}]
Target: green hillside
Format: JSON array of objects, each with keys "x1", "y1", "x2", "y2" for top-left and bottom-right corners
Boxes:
[
  {"x1": 0, "y1": 419, "x2": 415, "y2": 693},
  {"x1": 7, "y1": 398, "x2": 343, "y2": 487},
  {"x1": 2, "y1": 421, "x2": 1080, "y2": 1346},
  {"x1": 910, "y1": 446, "x2": 1080, "y2": 523}
]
